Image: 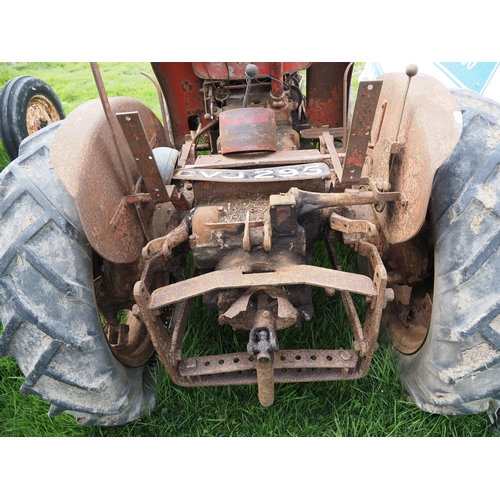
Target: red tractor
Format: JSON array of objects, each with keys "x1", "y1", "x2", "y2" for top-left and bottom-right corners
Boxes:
[{"x1": 1, "y1": 62, "x2": 499, "y2": 427}]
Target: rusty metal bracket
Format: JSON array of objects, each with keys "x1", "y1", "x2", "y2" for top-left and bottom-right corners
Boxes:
[
  {"x1": 342, "y1": 80, "x2": 383, "y2": 184},
  {"x1": 142, "y1": 217, "x2": 191, "y2": 259},
  {"x1": 362, "y1": 176, "x2": 408, "y2": 208},
  {"x1": 165, "y1": 185, "x2": 191, "y2": 211},
  {"x1": 132, "y1": 225, "x2": 392, "y2": 405},
  {"x1": 330, "y1": 212, "x2": 378, "y2": 237},
  {"x1": 301, "y1": 126, "x2": 343, "y2": 140},
  {"x1": 109, "y1": 192, "x2": 152, "y2": 227},
  {"x1": 288, "y1": 186, "x2": 378, "y2": 215},
  {"x1": 149, "y1": 265, "x2": 377, "y2": 310},
  {"x1": 321, "y1": 126, "x2": 344, "y2": 183},
  {"x1": 132, "y1": 251, "x2": 389, "y2": 397},
  {"x1": 116, "y1": 111, "x2": 170, "y2": 204},
  {"x1": 327, "y1": 238, "x2": 368, "y2": 356}
]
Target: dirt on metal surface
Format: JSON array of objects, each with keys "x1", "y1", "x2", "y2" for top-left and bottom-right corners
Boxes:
[
  {"x1": 343, "y1": 80, "x2": 382, "y2": 183},
  {"x1": 149, "y1": 265, "x2": 377, "y2": 309},
  {"x1": 51, "y1": 97, "x2": 168, "y2": 263},
  {"x1": 49, "y1": 62, "x2": 465, "y2": 408},
  {"x1": 370, "y1": 72, "x2": 462, "y2": 244},
  {"x1": 93, "y1": 64, "x2": 463, "y2": 407},
  {"x1": 218, "y1": 108, "x2": 277, "y2": 153}
]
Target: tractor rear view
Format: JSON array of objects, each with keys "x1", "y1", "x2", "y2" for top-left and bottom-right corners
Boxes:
[{"x1": 1, "y1": 62, "x2": 500, "y2": 428}]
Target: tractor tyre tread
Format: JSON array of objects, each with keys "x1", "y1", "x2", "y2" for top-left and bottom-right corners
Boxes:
[
  {"x1": 398, "y1": 89, "x2": 500, "y2": 415},
  {"x1": 0, "y1": 123, "x2": 156, "y2": 426}
]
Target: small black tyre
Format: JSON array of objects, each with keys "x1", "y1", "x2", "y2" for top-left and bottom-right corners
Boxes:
[
  {"x1": 0, "y1": 123, "x2": 156, "y2": 426},
  {"x1": 397, "y1": 89, "x2": 500, "y2": 415},
  {"x1": 0, "y1": 76, "x2": 65, "y2": 161}
]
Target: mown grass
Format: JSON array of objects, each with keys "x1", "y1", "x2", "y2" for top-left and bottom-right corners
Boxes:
[{"x1": 0, "y1": 63, "x2": 496, "y2": 437}]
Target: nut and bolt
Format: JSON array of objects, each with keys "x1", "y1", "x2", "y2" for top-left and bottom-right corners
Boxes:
[{"x1": 339, "y1": 351, "x2": 351, "y2": 361}]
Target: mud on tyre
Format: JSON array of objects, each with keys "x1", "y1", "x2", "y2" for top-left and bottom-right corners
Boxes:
[
  {"x1": 397, "y1": 89, "x2": 500, "y2": 415},
  {"x1": 0, "y1": 123, "x2": 156, "y2": 426}
]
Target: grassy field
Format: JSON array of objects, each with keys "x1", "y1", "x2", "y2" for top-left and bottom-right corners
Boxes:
[{"x1": 0, "y1": 62, "x2": 496, "y2": 437}]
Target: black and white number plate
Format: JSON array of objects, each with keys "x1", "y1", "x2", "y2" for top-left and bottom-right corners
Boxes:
[{"x1": 173, "y1": 163, "x2": 330, "y2": 182}]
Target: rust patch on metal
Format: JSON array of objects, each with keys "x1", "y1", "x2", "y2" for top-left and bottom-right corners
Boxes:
[
  {"x1": 25, "y1": 95, "x2": 62, "y2": 135},
  {"x1": 51, "y1": 97, "x2": 168, "y2": 263},
  {"x1": 178, "y1": 349, "x2": 357, "y2": 377},
  {"x1": 306, "y1": 62, "x2": 351, "y2": 129},
  {"x1": 149, "y1": 265, "x2": 377, "y2": 310},
  {"x1": 343, "y1": 80, "x2": 382, "y2": 183},
  {"x1": 132, "y1": 233, "x2": 389, "y2": 402},
  {"x1": 191, "y1": 62, "x2": 310, "y2": 80},
  {"x1": 116, "y1": 111, "x2": 169, "y2": 204},
  {"x1": 218, "y1": 108, "x2": 277, "y2": 154},
  {"x1": 151, "y1": 63, "x2": 206, "y2": 148}
]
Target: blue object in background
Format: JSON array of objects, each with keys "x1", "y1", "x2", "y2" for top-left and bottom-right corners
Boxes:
[
  {"x1": 360, "y1": 62, "x2": 500, "y2": 102},
  {"x1": 435, "y1": 62, "x2": 500, "y2": 95}
]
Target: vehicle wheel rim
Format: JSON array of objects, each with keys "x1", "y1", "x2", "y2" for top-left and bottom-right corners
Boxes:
[
  {"x1": 26, "y1": 94, "x2": 62, "y2": 135},
  {"x1": 383, "y1": 300, "x2": 429, "y2": 355},
  {"x1": 105, "y1": 311, "x2": 156, "y2": 367}
]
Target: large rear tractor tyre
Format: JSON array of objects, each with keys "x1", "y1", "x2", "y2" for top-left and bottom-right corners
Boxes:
[
  {"x1": 0, "y1": 76, "x2": 65, "y2": 161},
  {"x1": 397, "y1": 89, "x2": 500, "y2": 415},
  {"x1": 0, "y1": 123, "x2": 156, "y2": 426}
]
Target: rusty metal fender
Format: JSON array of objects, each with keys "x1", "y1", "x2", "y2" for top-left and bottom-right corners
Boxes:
[
  {"x1": 370, "y1": 72, "x2": 463, "y2": 244},
  {"x1": 50, "y1": 97, "x2": 168, "y2": 263}
]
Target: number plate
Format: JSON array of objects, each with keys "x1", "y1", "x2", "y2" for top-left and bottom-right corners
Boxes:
[{"x1": 172, "y1": 163, "x2": 330, "y2": 182}]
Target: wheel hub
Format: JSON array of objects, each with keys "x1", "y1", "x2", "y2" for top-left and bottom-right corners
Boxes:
[{"x1": 26, "y1": 94, "x2": 62, "y2": 135}]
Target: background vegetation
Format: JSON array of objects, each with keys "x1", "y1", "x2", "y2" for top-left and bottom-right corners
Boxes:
[{"x1": 0, "y1": 63, "x2": 495, "y2": 437}]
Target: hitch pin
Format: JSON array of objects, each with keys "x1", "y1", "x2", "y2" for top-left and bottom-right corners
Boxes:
[
  {"x1": 255, "y1": 330, "x2": 275, "y2": 407},
  {"x1": 247, "y1": 308, "x2": 279, "y2": 407}
]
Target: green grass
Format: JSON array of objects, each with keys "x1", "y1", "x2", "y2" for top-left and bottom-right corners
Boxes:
[
  {"x1": 0, "y1": 63, "x2": 496, "y2": 437},
  {"x1": 0, "y1": 62, "x2": 160, "y2": 170}
]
